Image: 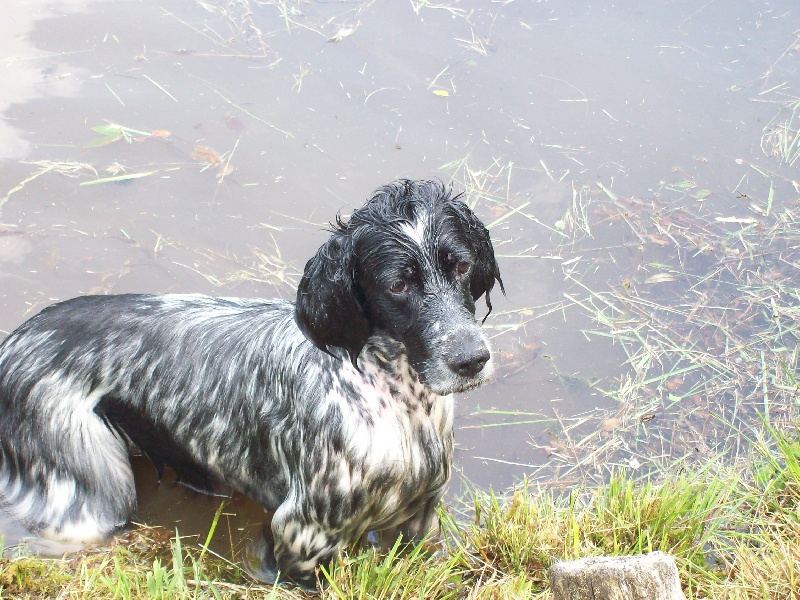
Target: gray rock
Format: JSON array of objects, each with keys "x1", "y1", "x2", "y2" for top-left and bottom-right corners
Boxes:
[{"x1": 549, "y1": 551, "x2": 686, "y2": 600}]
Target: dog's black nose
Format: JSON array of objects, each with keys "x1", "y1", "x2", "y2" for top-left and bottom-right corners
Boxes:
[{"x1": 449, "y1": 343, "x2": 490, "y2": 378}]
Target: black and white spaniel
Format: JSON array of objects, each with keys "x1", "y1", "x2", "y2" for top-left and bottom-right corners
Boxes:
[{"x1": 0, "y1": 179, "x2": 503, "y2": 588}]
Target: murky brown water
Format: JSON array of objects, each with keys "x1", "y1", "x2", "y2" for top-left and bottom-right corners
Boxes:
[{"x1": 1, "y1": 0, "x2": 798, "y2": 559}]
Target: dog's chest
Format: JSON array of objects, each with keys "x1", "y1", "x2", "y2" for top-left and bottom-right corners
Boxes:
[{"x1": 322, "y1": 356, "x2": 454, "y2": 515}]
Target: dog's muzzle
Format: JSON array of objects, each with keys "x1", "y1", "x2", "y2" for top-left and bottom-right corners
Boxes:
[{"x1": 447, "y1": 333, "x2": 491, "y2": 378}]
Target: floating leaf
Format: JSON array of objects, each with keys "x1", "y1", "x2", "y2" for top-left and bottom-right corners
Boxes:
[
  {"x1": 92, "y1": 124, "x2": 121, "y2": 135},
  {"x1": 433, "y1": 90, "x2": 450, "y2": 97},
  {"x1": 191, "y1": 145, "x2": 222, "y2": 165},
  {"x1": 84, "y1": 123, "x2": 167, "y2": 147},
  {"x1": 84, "y1": 131, "x2": 123, "y2": 148},
  {"x1": 693, "y1": 189, "x2": 712, "y2": 199},
  {"x1": 328, "y1": 22, "x2": 359, "y2": 42},
  {"x1": 665, "y1": 377, "x2": 684, "y2": 390},
  {"x1": 673, "y1": 179, "x2": 695, "y2": 189}
]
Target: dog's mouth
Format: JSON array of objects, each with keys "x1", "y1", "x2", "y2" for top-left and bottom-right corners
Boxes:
[
  {"x1": 424, "y1": 328, "x2": 495, "y2": 396},
  {"x1": 417, "y1": 355, "x2": 495, "y2": 397},
  {"x1": 429, "y1": 379, "x2": 483, "y2": 396}
]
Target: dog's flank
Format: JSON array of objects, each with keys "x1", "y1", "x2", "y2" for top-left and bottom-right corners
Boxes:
[{"x1": 0, "y1": 179, "x2": 502, "y2": 588}]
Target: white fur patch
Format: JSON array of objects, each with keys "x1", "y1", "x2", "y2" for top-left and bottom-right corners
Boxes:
[
  {"x1": 41, "y1": 511, "x2": 106, "y2": 543},
  {"x1": 400, "y1": 216, "x2": 427, "y2": 249}
]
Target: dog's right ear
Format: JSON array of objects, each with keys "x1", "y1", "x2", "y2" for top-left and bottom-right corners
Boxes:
[{"x1": 295, "y1": 232, "x2": 370, "y2": 366}]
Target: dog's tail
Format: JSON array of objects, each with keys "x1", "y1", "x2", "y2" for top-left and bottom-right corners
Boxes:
[{"x1": 0, "y1": 374, "x2": 136, "y2": 543}]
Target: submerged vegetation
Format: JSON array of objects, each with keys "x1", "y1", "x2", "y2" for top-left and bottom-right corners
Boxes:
[{"x1": 447, "y1": 93, "x2": 800, "y2": 489}]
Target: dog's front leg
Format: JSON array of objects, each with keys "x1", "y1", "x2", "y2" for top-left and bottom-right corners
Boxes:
[
  {"x1": 378, "y1": 492, "x2": 444, "y2": 551},
  {"x1": 262, "y1": 502, "x2": 342, "y2": 590}
]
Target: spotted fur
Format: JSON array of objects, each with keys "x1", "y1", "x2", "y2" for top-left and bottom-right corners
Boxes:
[{"x1": 0, "y1": 179, "x2": 503, "y2": 587}]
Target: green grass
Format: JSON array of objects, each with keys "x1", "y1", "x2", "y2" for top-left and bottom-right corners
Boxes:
[{"x1": 3, "y1": 425, "x2": 800, "y2": 598}]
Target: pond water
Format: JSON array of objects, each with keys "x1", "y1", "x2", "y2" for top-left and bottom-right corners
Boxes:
[{"x1": 1, "y1": 0, "x2": 799, "y2": 560}]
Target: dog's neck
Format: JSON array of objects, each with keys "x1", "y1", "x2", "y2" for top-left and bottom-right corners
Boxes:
[
  {"x1": 360, "y1": 335, "x2": 444, "y2": 413},
  {"x1": 362, "y1": 334, "x2": 406, "y2": 363}
]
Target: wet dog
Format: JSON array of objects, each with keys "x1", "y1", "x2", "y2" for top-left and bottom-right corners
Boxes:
[{"x1": 0, "y1": 179, "x2": 502, "y2": 587}]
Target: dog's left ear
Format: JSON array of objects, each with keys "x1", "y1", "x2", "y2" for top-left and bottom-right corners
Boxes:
[
  {"x1": 448, "y1": 199, "x2": 505, "y2": 317},
  {"x1": 295, "y1": 232, "x2": 370, "y2": 366}
]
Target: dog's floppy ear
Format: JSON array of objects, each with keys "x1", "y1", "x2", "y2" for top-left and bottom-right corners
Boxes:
[
  {"x1": 449, "y1": 198, "x2": 505, "y2": 318},
  {"x1": 295, "y1": 231, "x2": 370, "y2": 366}
]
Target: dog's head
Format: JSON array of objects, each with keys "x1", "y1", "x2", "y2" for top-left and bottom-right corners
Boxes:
[{"x1": 296, "y1": 179, "x2": 504, "y2": 395}]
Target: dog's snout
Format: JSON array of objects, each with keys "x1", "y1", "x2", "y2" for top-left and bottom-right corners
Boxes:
[{"x1": 449, "y1": 340, "x2": 490, "y2": 378}]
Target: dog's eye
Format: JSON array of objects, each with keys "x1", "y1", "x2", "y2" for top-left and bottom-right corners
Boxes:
[
  {"x1": 390, "y1": 280, "x2": 407, "y2": 294},
  {"x1": 457, "y1": 261, "x2": 471, "y2": 275}
]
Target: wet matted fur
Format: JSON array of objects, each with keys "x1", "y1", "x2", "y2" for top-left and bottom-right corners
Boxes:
[{"x1": 0, "y1": 179, "x2": 503, "y2": 587}]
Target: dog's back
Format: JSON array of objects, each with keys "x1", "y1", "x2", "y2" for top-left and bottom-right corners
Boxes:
[{"x1": 0, "y1": 294, "x2": 303, "y2": 540}]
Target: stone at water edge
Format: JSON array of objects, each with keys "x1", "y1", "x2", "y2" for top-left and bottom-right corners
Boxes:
[{"x1": 548, "y1": 551, "x2": 686, "y2": 600}]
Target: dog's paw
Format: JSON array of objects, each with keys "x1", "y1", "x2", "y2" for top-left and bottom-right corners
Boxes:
[
  {"x1": 244, "y1": 526, "x2": 280, "y2": 584},
  {"x1": 243, "y1": 524, "x2": 321, "y2": 591}
]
